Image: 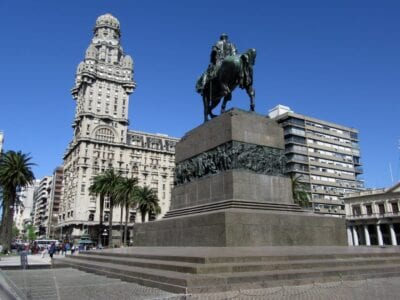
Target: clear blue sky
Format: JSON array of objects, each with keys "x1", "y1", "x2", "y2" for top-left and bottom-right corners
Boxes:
[{"x1": 0, "y1": 0, "x2": 399, "y2": 188}]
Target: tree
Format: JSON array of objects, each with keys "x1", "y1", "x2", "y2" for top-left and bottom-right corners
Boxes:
[
  {"x1": 12, "y1": 225, "x2": 20, "y2": 239},
  {"x1": 25, "y1": 224, "x2": 37, "y2": 242},
  {"x1": 115, "y1": 176, "x2": 138, "y2": 246},
  {"x1": 290, "y1": 174, "x2": 310, "y2": 208},
  {"x1": 89, "y1": 169, "x2": 121, "y2": 247},
  {"x1": 0, "y1": 151, "x2": 35, "y2": 253},
  {"x1": 135, "y1": 186, "x2": 161, "y2": 223}
]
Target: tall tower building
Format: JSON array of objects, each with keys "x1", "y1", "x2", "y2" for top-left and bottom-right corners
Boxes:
[
  {"x1": 269, "y1": 105, "x2": 364, "y2": 216},
  {"x1": 60, "y1": 14, "x2": 178, "y2": 245}
]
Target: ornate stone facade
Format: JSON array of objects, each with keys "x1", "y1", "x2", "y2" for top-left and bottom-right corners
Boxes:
[{"x1": 59, "y1": 14, "x2": 179, "y2": 244}]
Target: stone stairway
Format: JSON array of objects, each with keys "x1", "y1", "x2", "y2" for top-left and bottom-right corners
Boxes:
[{"x1": 54, "y1": 247, "x2": 400, "y2": 294}]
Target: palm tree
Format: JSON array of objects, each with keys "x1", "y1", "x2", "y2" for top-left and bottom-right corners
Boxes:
[
  {"x1": 89, "y1": 169, "x2": 121, "y2": 247},
  {"x1": 89, "y1": 173, "x2": 107, "y2": 247},
  {"x1": 0, "y1": 151, "x2": 35, "y2": 253},
  {"x1": 135, "y1": 186, "x2": 161, "y2": 223},
  {"x1": 115, "y1": 176, "x2": 138, "y2": 245},
  {"x1": 290, "y1": 174, "x2": 310, "y2": 208}
]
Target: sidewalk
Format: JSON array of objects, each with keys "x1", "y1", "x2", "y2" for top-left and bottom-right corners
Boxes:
[{"x1": 0, "y1": 253, "x2": 66, "y2": 269}]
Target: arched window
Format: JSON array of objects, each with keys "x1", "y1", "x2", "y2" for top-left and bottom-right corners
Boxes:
[
  {"x1": 95, "y1": 128, "x2": 115, "y2": 143},
  {"x1": 88, "y1": 214, "x2": 94, "y2": 221}
]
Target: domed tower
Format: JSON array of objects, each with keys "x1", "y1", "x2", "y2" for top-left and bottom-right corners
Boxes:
[{"x1": 63, "y1": 14, "x2": 136, "y2": 241}]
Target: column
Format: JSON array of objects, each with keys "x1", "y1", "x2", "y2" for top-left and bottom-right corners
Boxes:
[
  {"x1": 376, "y1": 224, "x2": 384, "y2": 246},
  {"x1": 364, "y1": 225, "x2": 371, "y2": 246},
  {"x1": 389, "y1": 224, "x2": 398, "y2": 246},
  {"x1": 352, "y1": 226, "x2": 359, "y2": 246},
  {"x1": 347, "y1": 226, "x2": 354, "y2": 246}
]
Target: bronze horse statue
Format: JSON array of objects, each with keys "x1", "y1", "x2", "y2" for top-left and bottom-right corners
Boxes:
[{"x1": 196, "y1": 48, "x2": 256, "y2": 122}]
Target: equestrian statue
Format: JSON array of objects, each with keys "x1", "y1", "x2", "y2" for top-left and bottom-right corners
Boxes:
[{"x1": 196, "y1": 34, "x2": 256, "y2": 122}]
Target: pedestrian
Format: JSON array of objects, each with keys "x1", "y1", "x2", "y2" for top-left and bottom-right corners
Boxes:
[
  {"x1": 49, "y1": 242, "x2": 56, "y2": 259},
  {"x1": 65, "y1": 242, "x2": 70, "y2": 255},
  {"x1": 41, "y1": 246, "x2": 47, "y2": 258}
]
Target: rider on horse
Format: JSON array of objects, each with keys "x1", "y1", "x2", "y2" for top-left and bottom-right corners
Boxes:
[
  {"x1": 197, "y1": 34, "x2": 237, "y2": 95},
  {"x1": 196, "y1": 34, "x2": 256, "y2": 122}
]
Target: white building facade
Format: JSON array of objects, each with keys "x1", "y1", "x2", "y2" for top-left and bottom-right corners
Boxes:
[
  {"x1": 344, "y1": 182, "x2": 400, "y2": 246},
  {"x1": 14, "y1": 180, "x2": 40, "y2": 235},
  {"x1": 32, "y1": 176, "x2": 53, "y2": 238},
  {"x1": 59, "y1": 14, "x2": 178, "y2": 245}
]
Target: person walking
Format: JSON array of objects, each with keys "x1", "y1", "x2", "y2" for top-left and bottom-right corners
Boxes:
[{"x1": 49, "y1": 242, "x2": 56, "y2": 259}]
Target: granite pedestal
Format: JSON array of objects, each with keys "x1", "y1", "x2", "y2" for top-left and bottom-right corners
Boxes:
[{"x1": 133, "y1": 109, "x2": 346, "y2": 246}]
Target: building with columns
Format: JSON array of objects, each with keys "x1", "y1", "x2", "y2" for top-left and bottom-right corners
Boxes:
[
  {"x1": 344, "y1": 182, "x2": 400, "y2": 246},
  {"x1": 59, "y1": 14, "x2": 178, "y2": 246}
]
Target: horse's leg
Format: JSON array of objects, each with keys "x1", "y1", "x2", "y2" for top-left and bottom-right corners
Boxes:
[
  {"x1": 246, "y1": 85, "x2": 255, "y2": 111},
  {"x1": 209, "y1": 97, "x2": 218, "y2": 118},
  {"x1": 221, "y1": 93, "x2": 232, "y2": 114}
]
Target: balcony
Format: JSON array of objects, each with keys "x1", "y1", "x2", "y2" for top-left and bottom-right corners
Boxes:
[
  {"x1": 280, "y1": 119, "x2": 305, "y2": 128},
  {"x1": 355, "y1": 166, "x2": 363, "y2": 174}
]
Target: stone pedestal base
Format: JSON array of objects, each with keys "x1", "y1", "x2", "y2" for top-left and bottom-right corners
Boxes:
[
  {"x1": 134, "y1": 209, "x2": 347, "y2": 246},
  {"x1": 133, "y1": 109, "x2": 347, "y2": 247},
  {"x1": 171, "y1": 170, "x2": 293, "y2": 211}
]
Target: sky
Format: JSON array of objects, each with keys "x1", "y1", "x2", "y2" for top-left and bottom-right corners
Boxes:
[{"x1": 0, "y1": 0, "x2": 399, "y2": 189}]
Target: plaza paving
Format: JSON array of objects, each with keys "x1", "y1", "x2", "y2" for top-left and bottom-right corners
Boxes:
[
  {"x1": 1, "y1": 250, "x2": 400, "y2": 299},
  {"x1": 1, "y1": 267, "x2": 400, "y2": 299}
]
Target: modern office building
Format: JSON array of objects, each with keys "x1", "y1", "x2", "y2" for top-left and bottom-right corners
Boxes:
[
  {"x1": 269, "y1": 105, "x2": 364, "y2": 215},
  {"x1": 344, "y1": 182, "x2": 400, "y2": 246},
  {"x1": 59, "y1": 14, "x2": 179, "y2": 245}
]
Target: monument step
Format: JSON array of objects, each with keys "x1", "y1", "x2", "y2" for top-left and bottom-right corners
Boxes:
[
  {"x1": 190, "y1": 265, "x2": 400, "y2": 293},
  {"x1": 70, "y1": 252, "x2": 400, "y2": 274},
  {"x1": 164, "y1": 199, "x2": 303, "y2": 218},
  {"x1": 54, "y1": 256, "x2": 400, "y2": 294},
  {"x1": 53, "y1": 257, "x2": 221, "y2": 294},
  {"x1": 77, "y1": 248, "x2": 400, "y2": 264}
]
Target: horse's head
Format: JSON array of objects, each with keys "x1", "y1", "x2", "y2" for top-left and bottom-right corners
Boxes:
[{"x1": 247, "y1": 48, "x2": 256, "y2": 65}]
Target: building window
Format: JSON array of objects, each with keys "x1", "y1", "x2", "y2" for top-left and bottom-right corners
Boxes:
[
  {"x1": 392, "y1": 202, "x2": 399, "y2": 214},
  {"x1": 366, "y1": 205, "x2": 372, "y2": 215},
  {"x1": 129, "y1": 213, "x2": 136, "y2": 223},
  {"x1": 352, "y1": 206, "x2": 361, "y2": 216},
  {"x1": 378, "y1": 203, "x2": 385, "y2": 214},
  {"x1": 95, "y1": 128, "x2": 115, "y2": 143},
  {"x1": 88, "y1": 214, "x2": 94, "y2": 221},
  {"x1": 104, "y1": 213, "x2": 110, "y2": 222}
]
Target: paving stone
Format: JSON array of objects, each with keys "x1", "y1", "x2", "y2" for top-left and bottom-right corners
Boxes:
[{"x1": 3, "y1": 263, "x2": 400, "y2": 299}]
